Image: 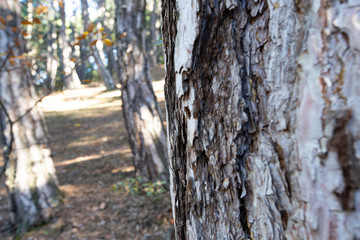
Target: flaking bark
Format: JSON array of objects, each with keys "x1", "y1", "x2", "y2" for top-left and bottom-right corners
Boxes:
[{"x1": 162, "y1": 0, "x2": 360, "y2": 239}]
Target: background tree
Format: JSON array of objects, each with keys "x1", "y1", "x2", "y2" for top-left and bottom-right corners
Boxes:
[
  {"x1": 162, "y1": 0, "x2": 360, "y2": 239},
  {"x1": 115, "y1": 0, "x2": 168, "y2": 182},
  {"x1": 59, "y1": 0, "x2": 81, "y2": 89},
  {"x1": 81, "y1": 0, "x2": 116, "y2": 90},
  {"x1": 0, "y1": 0, "x2": 62, "y2": 230}
]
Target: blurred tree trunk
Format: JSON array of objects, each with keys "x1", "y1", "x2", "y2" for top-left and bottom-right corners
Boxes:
[
  {"x1": 162, "y1": 0, "x2": 360, "y2": 239},
  {"x1": 59, "y1": 0, "x2": 81, "y2": 89},
  {"x1": 115, "y1": 0, "x2": 168, "y2": 182},
  {"x1": 81, "y1": 0, "x2": 116, "y2": 90},
  {"x1": 0, "y1": 1, "x2": 62, "y2": 231},
  {"x1": 97, "y1": 0, "x2": 118, "y2": 78},
  {"x1": 148, "y1": 0, "x2": 158, "y2": 66},
  {"x1": 45, "y1": 1, "x2": 58, "y2": 91}
]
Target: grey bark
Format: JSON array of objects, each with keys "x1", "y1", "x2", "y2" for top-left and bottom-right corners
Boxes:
[
  {"x1": 81, "y1": 0, "x2": 116, "y2": 90},
  {"x1": 148, "y1": 0, "x2": 158, "y2": 66},
  {"x1": 97, "y1": 0, "x2": 119, "y2": 78},
  {"x1": 59, "y1": 0, "x2": 81, "y2": 89},
  {"x1": 115, "y1": 0, "x2": 168, "y2": 182},
  {"x1": 0, "y1": 1, "x2": 62, "y2": 230},
  {"x1": 162, "y1": 0, "x2": 360, "y2": 239},
  {"x1": 45, "y1": 1, "x2": 58, "y2": 91}
]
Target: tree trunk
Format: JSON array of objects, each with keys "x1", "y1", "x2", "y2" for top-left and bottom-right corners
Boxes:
[
  {"x1": 81, "y1": 0, "x2": 116, "y2": 90},
  {"x1": 0, "y1": 1, "x2": 62, "y2": 230},
  {"x1": 115, "y1": 0, "x2": 168, "y2": 182},
  {"x1": 45, "y1": 1, "x2": 58, "y2": 91},
  {"x1": 162, "y1": 0, "x2": 360, "y2": 239},
  {"x1": 59, "y1": 0, "x2": 82, "y2": 89},
  {"x1": 148, "y1": 0, "x2": 158, "y2": 66},
  {"x1": 98, "y1": 0, "x2": 119, "y2": 78}
]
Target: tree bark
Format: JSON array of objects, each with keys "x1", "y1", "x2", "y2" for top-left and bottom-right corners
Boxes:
[
  {"x1": 148, "y1": 0, "x2": 158, "y2": 66},
  {"x1": 0, "y1": 1, "x2": 62, "y2": 230},
  {"x1": 162, "y1": 0, "x2": 360, "y2": 239},
  {"x1": 115, "y1": 0, "x2": 168, "y2": 182},
  {"x1": 45, "y1": 1, "x2": 58, "y2": 91},
  {"x1": 81, "y1": 0, "x2": 116, "y2": 90},
  {"x1": 59, "y1": 0, "x2": 82, "y2": 89},
  {"x1": 97, "y1": 0, "x2": 119, "y2": 78}
]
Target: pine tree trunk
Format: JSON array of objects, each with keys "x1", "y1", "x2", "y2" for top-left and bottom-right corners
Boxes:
[
  {"x1": 59, "y1": 1, "x2": 81, "y2": 89},
  {"x1": 0, "y1": 1, "x2": 62, "y2": 230},
  {"x1": 148, "y1": 0, "x2": 158, "y2": 66},
  {"x1": 81, "y1": 0, "x2": 116, "y2": 90},
  {"x1": 162, "y1": 0, "x2": 360, "y2": 239},
  {"x1": 45, "y1": 1, "x2": 58, "y2": 91},
  {"x1": 115, "y1": 0, "x2": 168, "y2": 182},
  {"x1": 98, "y1": 0, "x2": 118, "y2": 78}
]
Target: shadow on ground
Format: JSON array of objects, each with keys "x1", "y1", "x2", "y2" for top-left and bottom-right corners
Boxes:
[{"x1": 0, "y1": 79, "x2": 173, "y2": 240}]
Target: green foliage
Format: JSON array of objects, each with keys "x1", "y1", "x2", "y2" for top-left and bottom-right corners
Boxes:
[{"x1": 113, "y1": 176, "x2": 167, "y2": 196}]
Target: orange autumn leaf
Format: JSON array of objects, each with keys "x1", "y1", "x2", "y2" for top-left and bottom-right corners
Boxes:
[
  {"x1": 83, "y1": 31, "x2": 89, "y2": 36},
  {"x1": 70, "y1": 58, "x2": 76, "y2": 62},
  {"x1": 33, "y1": 18, "x2": 41, "y2": 24},
  {"x1": 6, "y1": 14, "x2": 13, "y2": 21},
  {"x1": 38, "y1": 34, "x2": 43, "y2": 39},
  {"x1": 35, "y1": 6, "x2": 42, "y2": 14},
  {"x1": 103, "y1": 38, "x2": 113, "y2": 46},
  {"x1": 20, "y1": 30, "x2": 29, "y2": 36},
  {"x1": 0, "y1": 17, "x2": 6, "y2": 25},
  {"x1": 90, "y1": 40, "x2": 97, "y2": 46},
  {"x1": 119, "y1": 32, "x2": 127, "y2": 39},
  {"x1": 15, "y1": 41, "x2": 21, "y2": 47},
  {"x1": 21, "y1": 20, "x2": 33, "y2": 25},
  {"x1": 9, "y1": 57, "x2": 15, "y2": 66},
  {"x1": 59, "y1": 0, "x2": 64, "y2": 8},
  {"x1": 86, "y1": 23, "x2": 95, "y2": 32},
  {"x1": 76, "y1": 35, "x2": 86, "y2": 40},
  {"x1": 15, "y1": 54, "x2": 26, "y2": 59},
  {"x1": 11, "y1": 27, "x2": 18, "y2": 32},
  {"x1": 74, "y1": 41, "x2": 80, "y2": 46}
]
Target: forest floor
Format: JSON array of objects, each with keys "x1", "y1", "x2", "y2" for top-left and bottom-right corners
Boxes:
[{"x1": 0, "y1": 67, "x2": 174, "y2": 240}]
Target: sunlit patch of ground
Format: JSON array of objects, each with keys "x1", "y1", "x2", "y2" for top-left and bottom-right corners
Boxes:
[{"x1": 0, "y1": 69, "x2": 173, "y2": 239}]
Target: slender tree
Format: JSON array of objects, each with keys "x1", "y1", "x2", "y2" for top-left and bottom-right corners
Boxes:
[
  {"x1": 81, "y1": 0, "x2": 116, "y2": 90},
  {"x1": 115, "y1": 0, "x2": 168, "y2": 182},
  {"x1": 148, "y1": 0, "x2": 158, "y2": 66},
  {"x1": 59, "y1": 0, "x2": 81, "y2": 89},
  {"x1": 162, "y1": 0, "x2": 360, "y2": 239},
  {"x1": 45, "y1": 0, "x2": 58, "y2": 91},
  {"x1": 0, "y1": 0, "x2": 62, "y2": 230}
]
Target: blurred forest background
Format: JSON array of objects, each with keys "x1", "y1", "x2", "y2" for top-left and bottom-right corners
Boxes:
[{"x1": 0, "y1": 0, "x2": 173, "y2": 239}]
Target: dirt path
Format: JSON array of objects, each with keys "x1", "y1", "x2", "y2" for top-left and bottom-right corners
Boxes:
[{"x1": 0, "y1": 81, "x2": 173, "y2": 240}]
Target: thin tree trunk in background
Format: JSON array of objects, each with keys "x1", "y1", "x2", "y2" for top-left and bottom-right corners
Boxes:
[
  {"x1": 81, "y1": 0, "x2": 116, "y2": 90},
  {"x1": 148, "y1": 0, "x2": 158, "y2": 66},
  {"x1": 0, "y1": 1, "x2": 62, "y2": 230},
  {"x1": 98, "y1": 0, "x2": 118, "y2": 78},
  {"x1": 45, "y1": 1, "x2": 58, "y2": 91},
  {"x1": 115, "y1": 0, "x2": 168, "y2": 182},
  {"x1": 162, "y1": 0, "x2": 360, "y2": 239},
  {"x1": 59, "y1": 0, "x2": 81, "y2": 89}
]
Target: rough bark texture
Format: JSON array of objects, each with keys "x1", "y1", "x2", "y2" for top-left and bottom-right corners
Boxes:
[
  {"x1": 115, "y1": 0, "x2": 168, "y2": 182},
  {"x1": 162, "y1": 0, "x2": 360, "y2": 239},
  {"x1": 0, "y1": 1, "x2": 62, "y2": 229},
  {"x1": 81, "y1": 0, "x2": 116, "y2": 90},
  {"x1": 59, "y1": 1, "x2": 82, "y2": 90}
]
